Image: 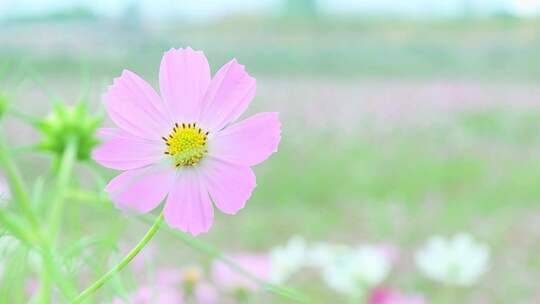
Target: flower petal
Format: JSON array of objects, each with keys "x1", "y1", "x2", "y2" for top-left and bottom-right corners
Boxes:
[
  {"x1": 92, "y1": 128, "x2": 164, "y2": 170},
  {"x1": 200, "y1": 158, "x2": 256, "y2": 215},
  {"x1": 159, "y1": 47, "x2": 211, "y2": 123},
  {"x1": 163, "y1": 169, "x2": 214, "y2": 236},
  {"x1": 199, "y1": 59, "x2": 256, "y2": 132},
  {"x1": 104, "y1": 70, "x2": 171, "y2": 140},
  {"x1": 209, "y1": 112, "x2": 281, "y2": 166},
  {"x1": 106, "y1": 164, "x2": 174, "y2": 213}
]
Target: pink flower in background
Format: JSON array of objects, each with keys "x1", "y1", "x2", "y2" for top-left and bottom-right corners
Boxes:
[
  {"x1": 212, "y1": 253, "x2": 271, "y2": 292},
  {"x1": 25, "y1": 278, "x2": 39, "y2": 298},
  {"x1": 93, "y1": 47, "x2": 281, "y2": 236},
  {"x1": 375, "y1": 243, "x2": 400, "y2": 265},
  {"x1": 112, "y1": 286, "x2": 183, "y2": 304},
  {"x1": 116, "y1": 266, "x2": 219, "y2": 304},
  {"x1": 369, "y1": 288, "x2": 426, "y2": 304}
]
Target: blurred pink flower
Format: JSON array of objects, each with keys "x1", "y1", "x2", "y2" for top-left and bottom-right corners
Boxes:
[
  {"x1": 115, "y1": 266, "x2": 219, "y2": 304},
  {"x1": 25, "y1": 278, "x2": 39, "y2": 297},
  {"x1": 93, "y1": 47, "x2": 281, "y2": 236},
  {"x1": 369, "y1": 288, "x2": 426, "y2": 304},
  {"x1": 112, "y1": 286, "x2": 183, "y2": 304},
  {"x1": 193, "y1": 282, "x2": 219, "y2": 304},
  {"x1": 212, "y1": 253, "x2": 271, "y2": 292},
  {"x1": 375, "y1": 243, "x2": 400, "y2": 265}
]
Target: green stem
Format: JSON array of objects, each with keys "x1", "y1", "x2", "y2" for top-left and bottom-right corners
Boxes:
[
  {"x1": 0, "y1": 208, "x2": 35, "y2": 244},
  {"x1": 47, "y1": 137, "x2": 77, "y2": 240},
  {"x1": 40, "y1": 243, "x2": 78, "y2": 300},
  {"x1": 0, "y1": 132, "x2": 39, "y2": 228},
  {"x1": 72, "y1": 212, "x2": 164, "y2": 304},
  {"x1": 0, "y1": 133, "x2": 77, "y2": 300},
  {"x1": 66, "y1": 189, "x2": 310, "y2": 303}
]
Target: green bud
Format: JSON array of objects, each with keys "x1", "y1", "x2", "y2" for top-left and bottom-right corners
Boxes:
[{"x1": 36, "y1": 102, "x2": 103, "y2": 161}]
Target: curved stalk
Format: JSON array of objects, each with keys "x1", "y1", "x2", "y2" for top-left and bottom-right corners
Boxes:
[
  {"x1": 67, "y1": 189, "x2": 311, "y2": 303},
  {"x1": 72, "y1": 212, "x2": 164, "y2": 304}
]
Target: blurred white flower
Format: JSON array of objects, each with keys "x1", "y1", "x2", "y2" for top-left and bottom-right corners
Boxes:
[
  {"x1": 321, "y1": 245, "x2": 392, "y2": 298},
  {"x1": 269, "y1": 236, "x2": 307, "y2": 284},
  {"x1": 0, "y1": 173, "x2": 10, "y2": 205},
  {"x1": 0, "y1": 234, "x2": 19, "y2": 258},
  {"x1": 415, "y1": 233, "x2": 490, "y2": 286},
  {"x1": 306, "y1": 242, "x2": 349, "y2": 268}
]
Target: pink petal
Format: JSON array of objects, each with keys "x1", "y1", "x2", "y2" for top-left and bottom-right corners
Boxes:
[
  {"x1": 159, "y1": 47, "x2": 211, "y2": 123},
  {"x1": 92, "y1": 128, "x2": 164, "y2": 170},
  {"x1": 104, "y1": 70, "x2": 171, "y2": 140},
  {"x1": 199, "y1": 59, "x2": 256, "y2": 132},
  {"x1": 106, "y1": 164, "x2": 174, "y2": 213},
  {"x1": 212, "y1": 253, "x2": 270, "y2": 292},
  {"x1": 200, "y1": 158, "x2": 256, "y2": 215},
  {"x1": 163, "y1": 170, "x2": 214, "y2": 236},
  {"x1": 209, "y1": 112, "x2": 281, "y2": 166}
]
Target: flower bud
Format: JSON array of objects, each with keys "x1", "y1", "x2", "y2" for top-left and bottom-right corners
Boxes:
[{"x1": 36, "y1": 102, "x2": 102, "y2": 161}]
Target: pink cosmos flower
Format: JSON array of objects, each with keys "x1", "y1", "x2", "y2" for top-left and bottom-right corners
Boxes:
[
  {"x1": 92, "y1": 47, "x2": 281, "y2": 235},
  {"x1": 212, "y1": 253, "x2": 271, "y2": 292},
  {"x1": 369, "y1": 288, "x2": 426, "y2": 304}
]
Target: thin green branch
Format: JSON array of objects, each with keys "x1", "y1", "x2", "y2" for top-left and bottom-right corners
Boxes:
[
  {"x1": 0, "y1": 133, "x2": 77, "y2": 301},
  {"x1": 0, "y1": 132, "x2": 39, "y2": 228},
  {"x1": 47, "y1": 137, "x2": 78, "y2": 240},
  {"x1": 66, "y1": 189, "x2": 311, "y2": 303},
  {"x1": 72, "y1": 212, "x2": 164, "y2": 304}
]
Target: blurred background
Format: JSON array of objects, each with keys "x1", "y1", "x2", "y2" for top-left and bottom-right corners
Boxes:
[{"x1": 1, "y1": 0, "x2": 540, "y2": 303}]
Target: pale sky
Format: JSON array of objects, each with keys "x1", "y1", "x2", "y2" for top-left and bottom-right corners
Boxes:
[{"x1": 0, "y1": 0, "x2": 539, "y2": 19}]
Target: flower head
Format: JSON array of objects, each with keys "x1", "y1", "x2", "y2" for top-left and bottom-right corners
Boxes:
[
  {"x1": 37, "y1": 102, "x2": 102, "y2": 161},
  {"x1": 269, "y1": 236, "x2": 307, "y2": 283},
  {"x1": 368, "y1": 287, "x2": 426, "y2": 304},
  {"x1": 415, "y1": 233, "x2": 490, "y2": 286},
  {"x1": 321, "y1": 245, "x2": 392, "y2": 298},
  {"x1": 93, "y1": 48, "x2": 281, "y2": 235}
]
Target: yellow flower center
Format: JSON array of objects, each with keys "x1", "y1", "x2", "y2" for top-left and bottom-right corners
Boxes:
[
  {"x1": 163, "y1": 123, "x2": 208, "y2": 168},
  {"x1": 183, "y1": 267, "x2": 202, "y2": 285}
]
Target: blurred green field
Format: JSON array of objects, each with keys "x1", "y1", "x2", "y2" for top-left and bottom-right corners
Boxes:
[
  {"x1": 2, "y1": 16, "x2": 540, "y2": 303},
  {"x1": 2, "y1": 16, "x2": 540, "y2": 79}
]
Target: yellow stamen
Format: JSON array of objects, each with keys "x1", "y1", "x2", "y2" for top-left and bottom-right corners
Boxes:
[{"x1": 163, "y1": 122, "x2": 208, "y2": 167}]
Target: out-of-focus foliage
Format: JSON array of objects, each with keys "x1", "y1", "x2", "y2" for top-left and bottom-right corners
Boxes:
[{"x1": 35, "y1": 102, "x2": 102, "y2": 161}]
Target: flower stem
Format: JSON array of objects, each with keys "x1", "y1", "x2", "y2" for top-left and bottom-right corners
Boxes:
[
  {"x1": 66, "y1": 189, "x2": 311, "y2": 303},
  {"x1": 0, "y1": 132, "x2": 77, "y2": 300},
  {"x1": 0, "y1": 132, "x2": 39, "y2": 228},
  {"x1": 72, "y1": 212, "x2": 164, "y2": 304},
  {"x1": 47, "y1": 137, "x2": 77, "y2": 240}
]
